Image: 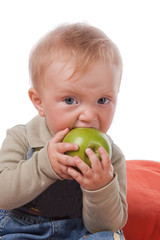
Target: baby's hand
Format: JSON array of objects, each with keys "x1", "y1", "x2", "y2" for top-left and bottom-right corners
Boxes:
[
  {"x1": 48, "y1": 128, "x2": 78, "y2": 179},
  {"x1": 68, "y1": 147, "x2": 114, "y2": 190}
]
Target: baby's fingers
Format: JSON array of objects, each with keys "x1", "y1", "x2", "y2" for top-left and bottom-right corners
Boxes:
[
  {"x1": 68, "y1": 156, "x2": 91, "y2": 186},
  {"x1": 53, "y1": 128, "x2": 70, "y2": 143},
  {"x1": 56, "y1": 142, "x2": 79, "y2": 154},
  {"x1": 85, "y1": 148, "x2": 102, "y2": 172},
  {"x1": 69, "y1": 156, "x2": 92, "y2": 177},
  {"x1": 98, "y1": 147, "x2": 112, "y2": 170}
]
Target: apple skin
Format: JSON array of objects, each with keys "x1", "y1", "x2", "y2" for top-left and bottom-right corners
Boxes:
[{"x1": 62, "y1": 128, "x2": 112, "y2": 167}]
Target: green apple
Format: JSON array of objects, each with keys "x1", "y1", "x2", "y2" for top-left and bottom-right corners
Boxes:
[{"x1": 62, "y1": 128, "x2": 112, "y2": 167}]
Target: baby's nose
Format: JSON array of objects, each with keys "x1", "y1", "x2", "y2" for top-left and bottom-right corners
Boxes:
[{"x1": 79, "y1": 106, "x2": 97, "y2": 123}]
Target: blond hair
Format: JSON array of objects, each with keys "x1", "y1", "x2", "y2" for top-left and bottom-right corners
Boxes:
[{"x1": 29, "y1": 23, "x2": 122, "y2": 88}]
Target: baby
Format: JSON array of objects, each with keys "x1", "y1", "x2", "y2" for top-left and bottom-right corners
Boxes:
[{"x1": 0, "y1": 23, "x2": 127, "y2": 239}]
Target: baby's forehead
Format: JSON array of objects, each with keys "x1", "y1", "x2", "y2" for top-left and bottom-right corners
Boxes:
[
  {"x1": 44, "y1": 57, "x2": 121, "y2": 86},
  {"x1": 44, "y1": 53, "x2": 119, "y2": 80},
  {"x1": 44, "y1": 55, "x2": 76, "y2": 81}
]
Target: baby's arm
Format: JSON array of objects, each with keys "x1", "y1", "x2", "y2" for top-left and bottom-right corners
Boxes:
[
  {"x1": 0, "y1": 125, "x2": 79, "y2": 210},
  {"x1": 69, "y1": 143, "x2": 128, "y2": 233},
  {"x1": 0, "y1": 125, "x2": 57, "y2": 210}
]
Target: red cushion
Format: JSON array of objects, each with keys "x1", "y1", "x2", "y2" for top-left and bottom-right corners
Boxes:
[{"x1": 123, "y1": 160, "x2": 160, "y2": 240}]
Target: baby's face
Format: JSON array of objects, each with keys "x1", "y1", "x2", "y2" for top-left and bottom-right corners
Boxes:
[{"x1": 37, "y1": 59, "x2": 120, "y2": 135}]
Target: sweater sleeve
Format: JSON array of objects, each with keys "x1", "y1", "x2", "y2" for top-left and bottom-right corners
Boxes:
[
  {"x1": 0, "y1": 125, "x2": 60, "y2": 210},
  {"x1": 82, "y1": 143, "x2": 128, "y2": 233}
]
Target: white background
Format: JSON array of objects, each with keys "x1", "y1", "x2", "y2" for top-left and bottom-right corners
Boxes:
[{"x1": 0, "y1": 0, "x2": 159, "y2": 161}]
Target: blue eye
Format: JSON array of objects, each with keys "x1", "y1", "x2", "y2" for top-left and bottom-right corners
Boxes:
[
  {"x1": 98, "y1": 97, "x2": 109, "y2": 105},
  {"x1": 64, "y1": 97, "x2": 77, "y2": 105}
]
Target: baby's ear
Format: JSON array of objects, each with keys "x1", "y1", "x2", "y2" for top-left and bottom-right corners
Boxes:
[{"x1": 28, "y1": 88, "x2": 45, "y2": 117}]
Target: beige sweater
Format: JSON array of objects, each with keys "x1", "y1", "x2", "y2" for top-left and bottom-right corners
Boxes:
[{"x1": 0, "y1": 115, "x2": 127, "y2": 233}]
